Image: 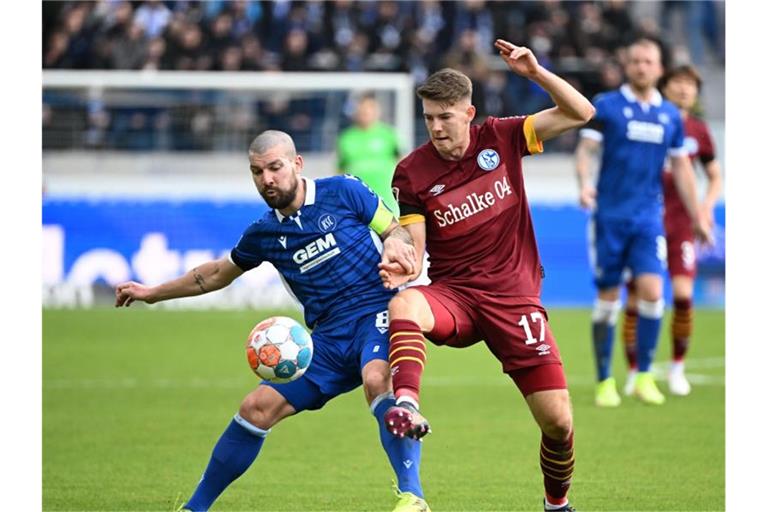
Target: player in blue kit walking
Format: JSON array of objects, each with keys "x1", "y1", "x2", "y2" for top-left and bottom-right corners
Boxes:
[
  {"x1": 114, "y1": 130, "x2": 430, "y2": 512},
  {"x1": 574, "y1": 37, "x2": 712, "y2": 407}
]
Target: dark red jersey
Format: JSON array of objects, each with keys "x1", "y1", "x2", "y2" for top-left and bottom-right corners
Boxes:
[
  {"x1": 662, "y1": 115, "x2": 716, "y2": 220},
  {"x1": 393, "y1": 115, "x2": 544, "y2": 305}
]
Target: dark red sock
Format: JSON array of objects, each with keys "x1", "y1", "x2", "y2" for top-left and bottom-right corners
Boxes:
[
  {"x1": 623, "y1": 307, "x2": 638, "y2": 370},
  {"x1": 541, "y1": 431, "x2": 574, "y2": 504},
  {"x1": 672, "y1": 298, "x2": 693, "y2": 361},
  {"x1": 388, "y1": 319, "x2": 426, "y2": 403}
]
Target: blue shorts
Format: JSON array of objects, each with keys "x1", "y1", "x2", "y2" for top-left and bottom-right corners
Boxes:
[
  {"x1": 588, "y1": 215, "x2": 667, "y2": 289},
  {"x1": 261, "y1": 307, "x2": 390, "y2": 413}
]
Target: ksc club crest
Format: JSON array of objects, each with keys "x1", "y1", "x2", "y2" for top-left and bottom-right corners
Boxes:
[
  {"x1": 477, "y1": 149, "x2": 500, "y2": 171},
  {"x1": 318, "y1": 214, "x2": 336, "y2": 232}
]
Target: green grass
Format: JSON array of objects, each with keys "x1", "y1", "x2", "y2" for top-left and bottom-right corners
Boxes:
[{"x1": 43, "y1": 307, "x2": 724, "y2": 511}]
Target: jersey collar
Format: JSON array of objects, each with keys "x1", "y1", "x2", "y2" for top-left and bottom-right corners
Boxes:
[
  {"x1": 275, "y1": 176, "x2": 315, "y2": 222},
  {"x1": 620, "y1": 83, "x2": 662, "y2": 107}
]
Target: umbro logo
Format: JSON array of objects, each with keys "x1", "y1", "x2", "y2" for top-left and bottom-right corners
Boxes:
[
  {"x1": 429, "y1": 184, "x2": 446, "y2": 196},
  {"x1": 536, "y1": 344, "x2": 551, "y2": 356},
  {"x1": 278, "y1": 236, "x2": 287, "y2": 249},
  {"x1": 403, "y1": 460, "x2": 413, "y2": 469}
]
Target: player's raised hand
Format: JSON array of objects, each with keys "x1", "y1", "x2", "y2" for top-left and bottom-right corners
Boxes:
[
  {"x1": 494, "y1": 39, "x2": 539, "y2": 78},
  {"x1": 114, "y1": 281, "x2": 155, "y2": 307}
]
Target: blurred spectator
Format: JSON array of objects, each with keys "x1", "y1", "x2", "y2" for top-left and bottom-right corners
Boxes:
[
  {"x1": 281, "y1": 28, "x2": 310, "y2": 71},
  {"x1": 452, "y1": 0, "x2": 495, "y2": 55},
  {"x1": 134, "y1": 0, "x2": 172, "y2": 40},
  {"x1": 42, "y1": 1, "x2": 724, "y2": 154},
  {"x1": 441, "y1": 29, "x2": 489, "y2": 115},
  {"x1": 206, "y1": 12, "x2": 236, "y2": 61},
  {"x1": 111, "y1": 22, "x2": 148, "y2": 69},
  {"x1": 229, "y1": 0, "x2": 263, "y2": 40},
  {"x1": 143, "y1": 37, "x2": 167, "y2": 70},
  {"x1": 366, "y1": 1, "x2": 408, "y2": 71},
  {"x1": 44, "y1": 31, "x2": 71, "y2": 68},
  {"x1": 660, "y1": 0, "x2": 724, "y2": 66}
]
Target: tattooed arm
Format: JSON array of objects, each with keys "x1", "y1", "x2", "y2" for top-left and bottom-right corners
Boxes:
[
  {"x1": 115, "y1": 256, "x2": 244, "y2": 307},
  {"x1": 378, "y1": 220, "x2": 419, "y2": 290}
]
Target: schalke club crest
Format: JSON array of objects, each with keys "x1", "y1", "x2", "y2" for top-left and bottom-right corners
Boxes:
[{"x1": 477, "y1": 149, "x2": 500, "y2": 171}]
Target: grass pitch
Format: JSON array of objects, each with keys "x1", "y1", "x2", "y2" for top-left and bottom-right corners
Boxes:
[{"x1": 43, "y1": 307, "x2": 724, "y2": 511}]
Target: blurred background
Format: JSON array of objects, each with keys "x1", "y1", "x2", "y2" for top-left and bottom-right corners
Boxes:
[{"x1": 41, "y1": 0, "x2": 725, "y2": 310}]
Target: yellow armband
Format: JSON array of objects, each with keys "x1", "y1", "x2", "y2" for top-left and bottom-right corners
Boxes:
[
  {"x1": 369, "y1": 199, "x2": 396, "y2": 235},
  {"x1": 523, "y1": 115, "x2": 544, "y2": 155}
]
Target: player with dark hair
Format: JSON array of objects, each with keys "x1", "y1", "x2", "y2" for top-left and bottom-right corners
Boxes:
[
  {"x1": 574, "y1": 38, "x2": 712, "y2": 408},
  {"x1": 115, "y1": 130, "x2": 430, "y2": 512},
  {"x1": 621, "y1": 64, "x2": 722, "y2": 396},
  {"x1": 377, "y1": 39, "x2": 595, "y2": 512}
]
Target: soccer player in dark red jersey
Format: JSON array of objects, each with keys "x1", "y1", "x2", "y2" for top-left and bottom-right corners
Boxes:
[
  {"x1": 621, "y1": 65, "x2": 722, "y2": 397},
  {"x1": 377, "y1": 40, "x2": 595, "y2": 512}
]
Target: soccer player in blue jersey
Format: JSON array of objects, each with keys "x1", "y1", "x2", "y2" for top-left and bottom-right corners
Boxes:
[
  {"x1": 114, "y1": 130, "x2": 430, "y2": 512},
  {"x1": 574, "y1": 37, "x2": 712, "y2": 407}
]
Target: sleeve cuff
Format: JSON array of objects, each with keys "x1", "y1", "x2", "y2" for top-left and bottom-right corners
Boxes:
[
  {"x1": 579, "y1": 128, "x2": 603, "y2": 142},
  {"x1": 668, "y1": 146, "x2": 689, "y2": 157}
]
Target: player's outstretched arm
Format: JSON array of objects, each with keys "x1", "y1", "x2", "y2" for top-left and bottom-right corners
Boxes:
[
  {"x1": 574, "y1": 137, "x2": 601, "y2": 210},
  {"x1": 670, "y1": 155, "x2": 713, "y2": 244},
  {"x1": 494, "y1": 39, "x2": 595, "y2": 142},
  {"x1": 378, "y1": 220, "x2": 421, "y2": 290},
  {"x1": 114, "y1": 256, "x2": 244, "y2": 307}
]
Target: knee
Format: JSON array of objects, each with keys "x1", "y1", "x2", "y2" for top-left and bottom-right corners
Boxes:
[
  {"x1": 363, "y1": 368, "x2": 391, "y2": 404},
  {"x1": 238, "y1": 394, "x2": 276, "y2": 430},
  {"x1": 541, "y1": 411, "x2": 573, "y2": 442},
  {"x1": 363, "y1": 367, "x2": 390, "y2": 393},
  {"x1": 388, "y1": 292, "x2": 416, "y2": 319}
]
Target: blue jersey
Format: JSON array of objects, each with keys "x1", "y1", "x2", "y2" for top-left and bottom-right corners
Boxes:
[
  {"x1": 230, "y1": 175, "x2": 396, "y2": 332},
  {"x1": 581, "y1": 84, "x2": 688, "y2": 220}
]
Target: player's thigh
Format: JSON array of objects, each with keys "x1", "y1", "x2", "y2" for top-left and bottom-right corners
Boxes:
[
  {"x1": 524, "y1": 387, "x2": 573, "y2": 440},
  {"x1": 482, "y1": 304, "x2": 563, "y2": 373},
  {"x1": 627, "y1": 220, "x2": 667, "y2": 281},
  {"x1": 388, "y1": 287, "x2": 436, "y2": 332},
  {"x1": 261, "y1": 331, "x2": 351, "y2": 415},
  {"x1": 590, "y1": 216, "x2": 630, "y2": 288},
  {"x1": 239, "y1": 384, "x2": 297, "y2": 430},
  {"x1": 666, "y1": 227, "x2": 697, "y2": 282},
  {"x1": 414, "y1": 283, "x2": 482, "y2": 348}
]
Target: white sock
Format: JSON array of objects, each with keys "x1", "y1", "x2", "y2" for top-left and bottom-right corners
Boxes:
[
  {"x1": 544, "y1": 497, "x2": 568, "y2": 510},
  {"x1": 396, "y1": 395, "x2": 419, "y2": 409},
  {"x1": 670, "y1": 360, "x2": 685, "y2": 374}
]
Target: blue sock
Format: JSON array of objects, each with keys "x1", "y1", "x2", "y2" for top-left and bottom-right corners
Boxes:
[
  {"x1": 636, "y1": 299, "x2": 664, "y2": 372},
  {"x1": 591, "y1": 299, "x2": 620, "y2": 381},
  {"x1": 592, "y1": 321, "x2": 615, "y2": 381},
  {"x1": 184, "y1": 414, "x2": 268, "y2": 511},
  {"x1": 372, "y1": 393, "x2": 423, "y2": 498}
]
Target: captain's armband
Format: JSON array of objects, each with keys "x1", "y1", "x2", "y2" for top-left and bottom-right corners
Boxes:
[{"x1": 369, "y1": 199, "x2": 396, "y2": 235}]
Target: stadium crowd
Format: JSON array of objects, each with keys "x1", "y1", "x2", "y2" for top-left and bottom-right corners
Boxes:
[{"x1": 42, "y1": 0, "x2": 724, "y2": 151}]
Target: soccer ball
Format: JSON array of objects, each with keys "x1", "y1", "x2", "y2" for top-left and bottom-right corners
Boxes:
[{"x1": 245, "y1": 316, "x2": 313, "y2": 383}]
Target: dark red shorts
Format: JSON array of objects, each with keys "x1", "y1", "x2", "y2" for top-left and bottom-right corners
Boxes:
[
  {"x1": 413, "y1": 281, "x2": 567, "y2": 396},
  {"x1": 665, "y1": 211, "x2": 697, "y2": 279}
]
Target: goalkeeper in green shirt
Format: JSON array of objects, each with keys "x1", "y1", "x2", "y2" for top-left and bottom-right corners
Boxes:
[{"x1": 338, "y1": 92, "x2": 401, "y2": 215}]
